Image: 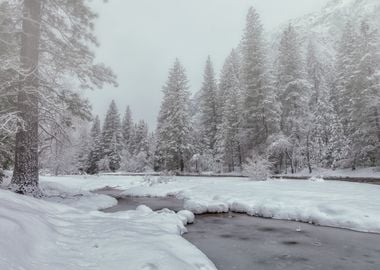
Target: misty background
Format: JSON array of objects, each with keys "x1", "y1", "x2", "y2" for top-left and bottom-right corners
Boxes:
[{"x1": 89, "y1": 0, "x2": 330, "y2": 128}]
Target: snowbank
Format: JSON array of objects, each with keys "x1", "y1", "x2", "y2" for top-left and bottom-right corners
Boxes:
[
  {"x1": 0, "y1": 186, "x2": 216, "y2": 270},
  {"x1": 279, "y1": 167, "x2": 380, "y2": 179},
  {"x1": 121, "y1": 177, "x2": 380, "y2": 233}
]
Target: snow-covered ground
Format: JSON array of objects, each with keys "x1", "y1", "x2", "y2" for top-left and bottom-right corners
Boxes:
[
  {"x1": 278, "y1": 167, "x2": 380, "y2": 178},
  {"x1": 40, "y1": 174, "x2": 380, "y2": 233},
  {"x1": 0, "y1": 176, "x2": 216, "y2": 270},
  {"x1": 2, "y1": 173, "x2": 380, "y2": 269}
]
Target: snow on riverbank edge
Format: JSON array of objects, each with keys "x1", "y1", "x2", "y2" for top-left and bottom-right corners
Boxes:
[
  {"x1": 120, "y1": 177, "x2": 380, "y2": 234},
  {"x1": 0, "y1": 182, "x2": 216, "y2": 270}
]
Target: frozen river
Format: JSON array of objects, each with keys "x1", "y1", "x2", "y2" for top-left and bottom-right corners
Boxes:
[{"x1": 98, "y1": 188, "x2": 380, "y2": 270}]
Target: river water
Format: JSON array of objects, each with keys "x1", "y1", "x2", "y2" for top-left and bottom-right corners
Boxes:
[{"x1": 97, "y1": 188, "x2": 380, "y2": 270}]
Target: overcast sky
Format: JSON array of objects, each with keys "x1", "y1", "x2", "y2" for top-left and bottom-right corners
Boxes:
[{"x1": 88, "y1": 0, "x2": 330, "y2": 128}]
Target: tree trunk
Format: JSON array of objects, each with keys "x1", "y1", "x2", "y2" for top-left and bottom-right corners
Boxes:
[
  {"x1": 180, "y1": 158, "x2": 184, "y2": 172},
  {"x1": 11, "y1": 0, "x2": 41, "y2": 196},
  {"x1": 306, "y1": 129, "x2": 312, "y2": 174}
]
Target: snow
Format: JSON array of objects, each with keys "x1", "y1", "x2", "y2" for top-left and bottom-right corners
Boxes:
[
  {"x1": 3, "y1": 173, "x2": 379, "y2": 269},
  {"x1": 280, "y1": 167, "x2": 380, "y2": 179},
  {"x1": 119, "y1": 176, "x2": 380, "y2": 233},
  {"x1": 37, "y1": 174, "x2": 380, "y2": 233},
  {"x1": 177, "y1": 210, "x2": 195, "y2": 224},
  {"x1": 0, "y1": 179, "x2": 216, "y2": 270}
]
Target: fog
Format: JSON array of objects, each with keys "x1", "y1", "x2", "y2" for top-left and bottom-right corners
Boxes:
[{"x1": 89, "y1": 0, "x2": 329, "y2": 127}]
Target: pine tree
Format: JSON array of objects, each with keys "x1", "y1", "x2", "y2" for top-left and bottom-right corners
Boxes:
[
  {"x1": 87, "y1": 116, "x2": 102, "y2": 174},
  {"x1": 335, "y1": 21, "x2": 380, "y2": 168},
  {"x1": 4, "y1": 0, "x2": 116, "y2": 195},
  {"x1": 218, "y1": 49, "x2": 241, "y2": 109},
  {"x1": 199, "y1": 56, "x2": 219, "y2": 156},
  {"x1": 101, "y1": 101, "x2": 122, "y2": 171},
  {"x1": 306, "y1": 39, "x2": 325, "y2": 107},
  {"x1": 350, "y1": 21, "x2": 380, "y2": 167},
  {"x1": 132, "y1": 120, "x2": 149, "y2": 156},
  {"x1": 276, "y1": 24, "x2": 310, "y2": 173},
  {"x1": 155, "y1": 59, "x2": 193, "y2": 172},
  {"x1": 241, "y1": 7, "x2": 281, "y2": 156},
  {"x1": 76, "y1": 127, "x2": 91, "y2": 173},
  {"x1": 121, "y1": 105, "x2": 134, "y2": 152},
  {"x1": 215, "y1": 50, "x2": 243, "y2": 171}
]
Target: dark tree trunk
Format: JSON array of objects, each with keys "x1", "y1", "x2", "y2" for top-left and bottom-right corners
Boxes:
[
  {"x1": 11, "y1": 0, "x2": 41, "y2": 195},
  {"x1": 180, "y1": 158, "x2": 184, "y2": 172},
  {"x1": 306, "y1": 129, "x2": 312, "y2": 174}
]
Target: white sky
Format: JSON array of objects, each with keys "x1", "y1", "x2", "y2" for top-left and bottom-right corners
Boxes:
[{"x1": 88, "y1": 0, "x2": 330, "y2": 128}]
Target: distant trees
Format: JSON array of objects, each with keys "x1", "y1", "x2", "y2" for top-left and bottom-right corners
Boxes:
[
  {"x1": 39, "y1": 101, "x2": 155, "y2": 175},
  {"x1": 158, "y1": 8, "x2": 379, "y2": 174}
]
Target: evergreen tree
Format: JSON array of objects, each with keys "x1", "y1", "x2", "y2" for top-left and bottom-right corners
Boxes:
[
  {"x1": 3, "y1": 0, "x2": 116, "y2": 195},
  {"x1": 132, "y1": 120, "x2": 149, "y2": 156},
  {"x1": 276, "y1": 24, "x2": 310, "y2": 173},
  {"x1": 349, "y1": 22, "x2": 379, "y2": 166},
  {"x1": 101, "y1": 101, "x2": 122, "y2": 171},
  {"x1": 87, "y1": 116, "x2": 102, "y2": 174},
  {"x1": 241, "y1": 7, "x2": 280, "y2": 156},
  {"x1": 306, "y1": 39, "x2": 325, "y2": 107},
  {"x1": 218, "y1": 49, "x2": 241, "y2": 109},
  {"x1": 76, "y1": 128, "x2": 91, "y2": 173},
  {"x1": 121, "y1": 105, "x2": 134, "y2": 152},
  {"x1": 199, "y1": 56, "x2": 219, "y2": 156},
  {"x1": 155, "y1": 59, "x2": 193, "y2": 172},
  {"x1": 215, "y1": 50, "x2": 243, "y2": 171}
]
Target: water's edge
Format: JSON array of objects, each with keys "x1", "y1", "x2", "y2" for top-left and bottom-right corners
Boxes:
[{"x1": 95, "y1": 187, "x2": 380, "y2": 270}]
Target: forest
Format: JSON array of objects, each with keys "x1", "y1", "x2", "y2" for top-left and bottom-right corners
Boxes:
[{"x1": 0, "y1": 1, "x2": 379, "y2": 190}]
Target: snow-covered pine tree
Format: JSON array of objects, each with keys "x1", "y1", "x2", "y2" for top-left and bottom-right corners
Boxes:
[
  {"x1": 155, "y1": 59, "x2": 193, "y2": 172},
  {"x1": 240, "y1": 7, "x2": 281, "y2": 157},
  {"x1": 101, "y1": 101, "x2": 122, "y2": 172},
  {"x1": 276, "y1": 24, "x2": 310, "y2": 173},
  {"x1": 3, "y1": 0, "x2": 116, "y2": 195},
  {"x1": 87, "y1": 116, "x2": 103, "y2": 174},
  {"x1": 335, "y1": 21, "x2": 380, "y2": 168},
  {"x1": 199, "y1": 56, "x2": 219, "y2": 157},
  {"x1": 121, "y1": 105, "x2": 134, "y2": 153},
  {"x1": 218, "y1": 49, "x2": 241, "y2": 109},
  {"x1": 349, "y1": 21, "x2": 380, "y2": 167},
  {"x1": 335, "y1": 20, "x2": 358, "y2": 139},
  {"x1": 306, "y1": 40, "x2": 325, "y2": 107},
  {"x1": 132, "y1": 120, "x2": 149, "y2": 156},
  {"x1": 215, "y1": 50, "x2": 243, "y2": 172},
  {"x1": 76, "y1": 127, "x2": 91, "y2": 174}
]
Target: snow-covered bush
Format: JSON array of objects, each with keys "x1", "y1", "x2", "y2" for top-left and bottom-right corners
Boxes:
[
  {"x1": 243, "y1": 153, "x2": 272, "y2": 181},
  {"x1": 142, "y1": 174, "x2": 173, "y2": 186},
  {"x1": 309, "y1": 176, "x2": 325, "y2": 182},
  {"x1": 120, "y1": 150, "x2": 152, "y2": 173}
]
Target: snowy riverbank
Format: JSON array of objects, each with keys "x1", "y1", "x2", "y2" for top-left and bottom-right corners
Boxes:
[
  {"x1": 40, "y1": 174, "x2": 380, "y2": 233},
  {"x1": 0, "y1": 180, "x2": 215, "y2": 270},
  {"x1": 2, "y1": 174, "x2": 380, "y2": 269}
]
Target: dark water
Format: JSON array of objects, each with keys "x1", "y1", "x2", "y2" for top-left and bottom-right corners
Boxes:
[{"x1": 97, "y1": 188, "x2": 380, "y2": 270}]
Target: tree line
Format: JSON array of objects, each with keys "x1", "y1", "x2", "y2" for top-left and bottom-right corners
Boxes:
[
  {"x1": 155, "y1": 8, "x2": 379, "y2": 173},
  {"x1": 38, "y1": 102, "x2": 153, "y2": 175},
  {"x1": 0, "y1": 4, "x2": 379, "y2": 195}
]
